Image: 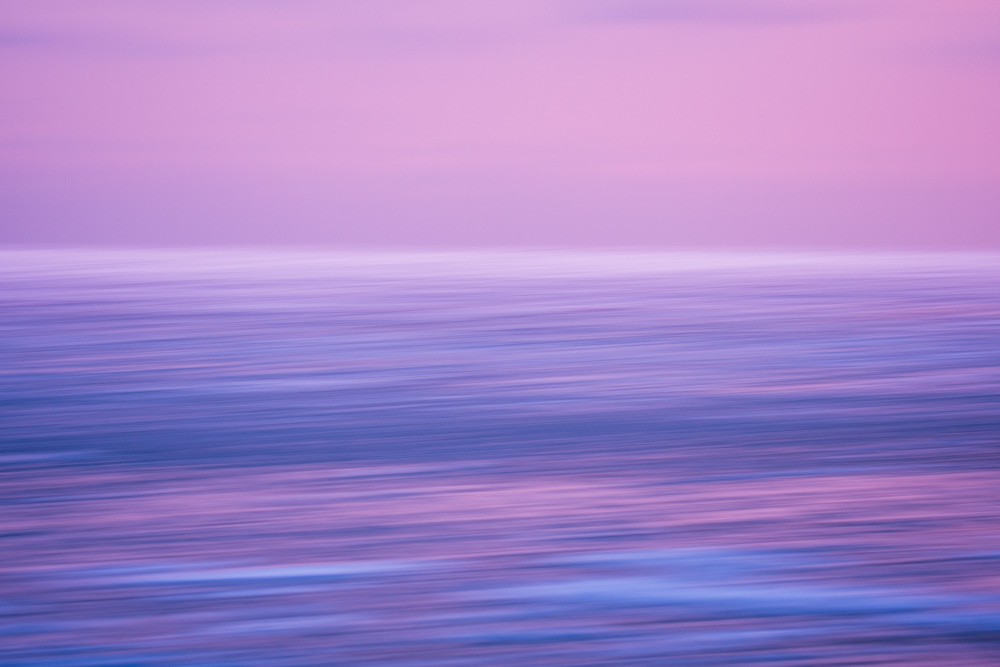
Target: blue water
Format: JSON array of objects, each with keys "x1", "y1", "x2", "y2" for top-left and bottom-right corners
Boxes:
[{"x1": 2, "y1": 249, "x2": 999, "y2": 666}]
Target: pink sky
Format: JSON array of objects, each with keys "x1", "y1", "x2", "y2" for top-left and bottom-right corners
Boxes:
[{"x1": 2, "y1": 0, "x2": 998, "y2": 247}]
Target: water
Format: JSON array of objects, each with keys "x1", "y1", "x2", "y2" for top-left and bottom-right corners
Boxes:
[{"x1": 2, "y1": 248, "x2": 999, "y2": 666}]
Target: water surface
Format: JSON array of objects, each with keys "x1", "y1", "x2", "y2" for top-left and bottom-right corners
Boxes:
[{"x1": 2, "y1": 249, "x2": 999, "y2": 665}]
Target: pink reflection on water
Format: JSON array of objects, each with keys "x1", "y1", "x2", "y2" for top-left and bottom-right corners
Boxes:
[{"x1": 3, "y1": 462, "x2": 999, "y2": 664}]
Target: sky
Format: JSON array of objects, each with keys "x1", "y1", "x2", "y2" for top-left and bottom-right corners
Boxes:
[{"x1": 1, "y1": 0, "x2": 998, "y2": 248}]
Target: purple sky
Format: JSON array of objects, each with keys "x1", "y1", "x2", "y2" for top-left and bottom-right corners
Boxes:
[{"x1": 2, "y1": 0, "x2": 999, "y2": 248}]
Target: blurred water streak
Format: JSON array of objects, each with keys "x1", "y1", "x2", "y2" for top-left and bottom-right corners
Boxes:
[{"x1": 2, "y1": 249, "x2": 999, "y2": 666}]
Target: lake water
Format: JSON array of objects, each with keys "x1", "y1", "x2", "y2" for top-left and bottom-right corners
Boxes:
[{"x1": 2, "y1": 249, "x2": 999, "y2": 665}]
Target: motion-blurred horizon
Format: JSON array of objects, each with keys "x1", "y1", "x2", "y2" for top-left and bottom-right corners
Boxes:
[
  {"x1": 3, "y1": 2, "x2": 1000, "y2": 665},
  {"x1": 3, "y1": 0, "x2": 999, "y2": 247}
]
